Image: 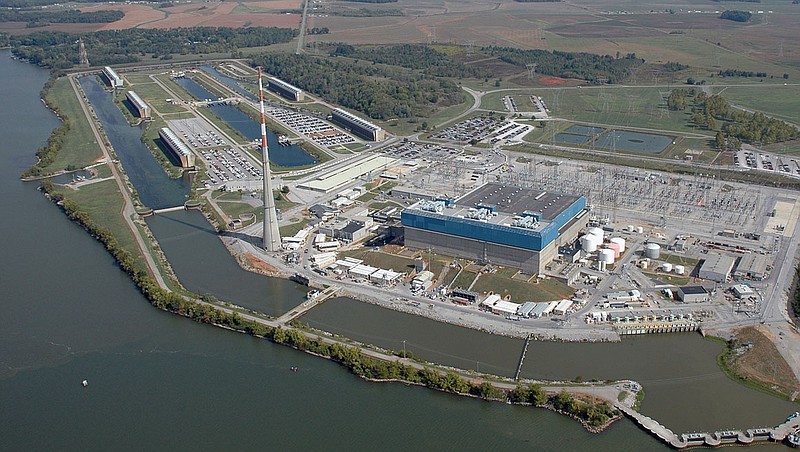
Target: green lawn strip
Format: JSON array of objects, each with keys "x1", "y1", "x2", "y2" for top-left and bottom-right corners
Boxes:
[
  {"x1": 44, "y1": 77, "x2": 103, "y2": 172},
  {"x1": 279, "y1": 217, "x2": 310, "y2": 237},
  {"x1": 124, "y1": 82, "x2": 187, "y2": 114},
  {"x1": 56, "y1": 180, "x2": 147, "y2": 274},
  {"x1": 451, "y1": 269, "x2": 477, "y2": 290}
]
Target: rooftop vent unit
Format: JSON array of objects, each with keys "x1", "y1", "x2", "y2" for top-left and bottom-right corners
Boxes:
[{"x1": 419, "y1": 200, "x2": 445, "y2": 214}]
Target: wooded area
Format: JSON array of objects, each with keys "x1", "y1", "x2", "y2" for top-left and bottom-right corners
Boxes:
[
  {"x1": 8, "y1": 27, "x2": 297, "y2": 69},
  {"x1": 252, "y1": 53, "x2": 465, "y2": 120},
  {"x1": 484, "y1": 46, "x2": 645, "y2": 84}
]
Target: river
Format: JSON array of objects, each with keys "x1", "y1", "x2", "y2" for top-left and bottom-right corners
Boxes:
[{"x1": 0, "y1": 51, "x2": 793, "y2": 451}]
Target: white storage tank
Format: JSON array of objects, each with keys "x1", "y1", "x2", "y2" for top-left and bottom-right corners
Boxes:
[
  {"x1": 626, "y1": 225, "x2": 635, "y2": 233},
  {"x1": 606, "y1": 243, "x2": 621, "y2": 259},
  {"x1": 610, "y1": 237, "x2": 626, "y2": 253},
  {"x1": 640, "y1": 259, "x2": 649, "y2": 270},
  {"x1": 588, "y1": 227, "x2": 604, "y2": 242},
  {"x1": 598, "y1": 248, "x2": 615, "y2": 264},
  {"x1": 636, "y1": 226, "x2": 644, "y2": 234},
  {"x1": 674, "y1": 264, "x2": 685, "y2": 275},
  {"x1": 662, "y1": 262, "x2": 673, "y2": 273},
  {"x1": 581, "y1": 234, "x2": 601, "y2": 252},
  {"x1": 644, "y1": 243, "x2": 661, "y2": 259}
]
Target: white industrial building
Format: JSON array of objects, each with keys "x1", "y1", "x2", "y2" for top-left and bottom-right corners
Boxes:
[
  {"x1": 733, "y1": 253, "x2": 769, "y2": 281},
  {"x1": 698, "y1": 252, "x2": 736, "y2": 283},
  {"x1": 158, "y1": 127, "x2": 195, "y2": 168},
  {"x1": 331, "y1": 108, "x2": 386, "y2": 141},
  {"x1": 268, "y1": 77, "x2": 304, "y2": 101},
  {"x1": 126, "y1": 90, "x2": 151, "y2": 119},
  {"x1": 102, "y1": 66, "x2": 123, "y2": 88}
]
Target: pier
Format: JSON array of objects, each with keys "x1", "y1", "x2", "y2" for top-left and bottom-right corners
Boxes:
[
  {"x1": 514, "y1": 335, "x2": 531, "y2": 381},
  {"x1": 275, "y1": 285, "x2": 339, "y2": 324},
  {"x1": 616, "y1": 402, "x2": 800, "y2": 449}
]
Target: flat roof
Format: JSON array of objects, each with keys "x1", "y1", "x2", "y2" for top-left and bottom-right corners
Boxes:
[
  {"x1": 457, "y1": 183, "x2": 579, "y2": 222},
  {"x1": 298, "y1": 154, "x2": 397, "y2": 193},
  {"x1": 700, "y1": 252, "x2": 736, "y2": 275},
  {"x1": 679, "y1": 285, "x2": 708, "y2": 295},
  {"x1": 736, "y1": 253, "x2": 768, "y2": 274}
]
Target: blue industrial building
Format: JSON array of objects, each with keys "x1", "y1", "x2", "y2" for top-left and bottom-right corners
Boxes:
[{"x1": 402, "y1": 183, "x2": 588, "y2": 274}]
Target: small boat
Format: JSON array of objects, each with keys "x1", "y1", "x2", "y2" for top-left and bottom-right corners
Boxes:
[
  {"x1": 81, "y1": 379, "x2": 88, "y2": 387},
  {"x1": 290, "y1": 367, "x2": 298, "y2": 372}
]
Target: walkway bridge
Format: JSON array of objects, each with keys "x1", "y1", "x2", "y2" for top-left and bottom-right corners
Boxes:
[
  {"x1": 275, "y1": 285, "x2": 339, "y2": 324},
  {"x1": 616, "y1": 402, "x2": 800, "y2": 449}
]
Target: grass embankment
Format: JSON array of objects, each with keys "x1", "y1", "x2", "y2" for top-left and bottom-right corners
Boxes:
[
  {"x1": 717, "y1": 327, "x2": 800, "y2": 400},
  {"x1": 23, "y1": 76, "x2": 103, "y2": 178},
  {"x1": 469, "y1": 268, "x2": 574, "y2": 302}
]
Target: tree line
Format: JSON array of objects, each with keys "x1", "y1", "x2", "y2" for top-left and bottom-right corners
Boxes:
[
  {"x1": 667, "y1": 89, "x2": 798, "y2": 147},
  {"x1": 718, "y1": 69, "x2": 767, "y2": 78},
  {"x1": 0, "y1": 9, "x2": 124, "y2": 25},
  {"x1": 252, "y1": 52, "x2": 465, "y2": 120},
  {"x1": 483, "y1": 46, "x2": 644, "y2": 84},
  {"x1": 330, "y1": 44, "x2": 489, "y2": 79},
  {"x1": 10, "y1": 27, "x2": 298, "y2": 69}
]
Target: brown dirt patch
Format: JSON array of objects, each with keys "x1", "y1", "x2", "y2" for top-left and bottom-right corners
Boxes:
[
  {"x1": 726, "y1": 326, "x2": 800, "y2": 398},
  {"x1": 539, "y1": 76, "x2": 566, "y2": 85},
  {"x1": 85, "y1": 5, "x2": 165, "y2": 30},
  {"x1": 244, "y1": 253, "x2": 277, "y2": 273},
  {"x1": 247, "y1": 0, "x2": 303, "y2": 10}
]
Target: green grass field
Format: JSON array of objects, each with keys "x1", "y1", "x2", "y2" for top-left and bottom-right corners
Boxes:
[
  {"x1": 125, "y1": 82, "x2": 187, "y2": 115},
  {"x1": 45, "y1": 78, "x2": 103, "y2": 172},
  {"x1": 57, "y1": 180, "x2": 147, "y2": 274},
  {"x1": 712, "y1": 84, "x2": 800, "y2": 125},
  {"x1": 471, "y1": 270, "x2": 573, "y2": 303}
]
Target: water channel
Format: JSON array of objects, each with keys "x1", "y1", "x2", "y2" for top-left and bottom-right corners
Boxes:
[
  {"x1": 172, "y1": 76, "x2": 316, "y2": 167},
  {"x1": 1, "y1": 51, "x2": 795, "y2": 450}
]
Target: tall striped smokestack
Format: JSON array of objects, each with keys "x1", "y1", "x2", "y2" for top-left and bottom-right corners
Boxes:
[{"x1": 258, "y1": 67, "x2": 281, "y2": 252}]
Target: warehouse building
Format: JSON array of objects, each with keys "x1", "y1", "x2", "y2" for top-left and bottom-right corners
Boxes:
[
  {"x1": 102, "y1": 66, "x2": 123, "y2": 88},
  {"x1": 158, "y1": 127, "x2": 195, "y2": 168},
  {"x1": 126, "y1": 90, "x2": 151, "y2": 119},
  {"x1": 676, "y1": 285, "x2": 709, "y2": 303},
  {"x1": 401, "y1": 183, "x2": 589, "y2": 274},
  {"x1": 698, "y1": 252, "x2": 736, "y2": 283},
  {"x1": 733, "y1": 253, "x2": 769, "y2": 281},
  {"x1": 331, "y1": 108, "x2": 386, "y2": 141},
  {"x1": 268, "y1": 77, "x2": 304, "y2": 101}
]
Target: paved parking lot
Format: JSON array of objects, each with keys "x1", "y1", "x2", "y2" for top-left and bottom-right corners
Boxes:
[
  {"x1": 268, "y1": 108, "x2": 355, "y2": 148},
  {"x1": 201, "y1": 147, "x2": 262, "y2": 186},
  {"x1": 735, "y1": 149, "x2": 800, "y2": 178}
]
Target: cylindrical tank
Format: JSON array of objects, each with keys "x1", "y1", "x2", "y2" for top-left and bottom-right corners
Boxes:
[
  {"x1": 588, "y1": 227, "x2": 604, "y2": 242},
  {"x1": 626, "y1": 225, "x2": 634, "y2": 233},
  {"x1": 607, "y1": 243, "x2": 621, "y2": 259},
  {"x1": 610, "y1": 237, "x2": 626, "y2": 253},
  {"x1": 674, "y1": 264, "x2": 685, "y2": 275},
  {"x1": 636, "y1": 226, "x2": 644, "y2": 234},
  {"x1": 644, "y1": 243, "x2": 661, "y2": 259},
  {"x1": 598, "y1": 248, "x2": 615, "y2": 263},
  {"x1": 640, "y1": 259, "x2": 649, "y2": 270},
  {"x1": 662, "y1": 262, "x2": 673, "y2": 273},
  {"x1": 581, "y1": 235, "x2": 600, "y2": 252}
]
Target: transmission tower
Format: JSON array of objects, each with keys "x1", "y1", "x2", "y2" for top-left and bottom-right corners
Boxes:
[
  {"x1": 526, "y1": 63, "x2": 537, "y2": 80},
  {"x1": 78, "y1": 38, "x2": 89, "y2": 67}
]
